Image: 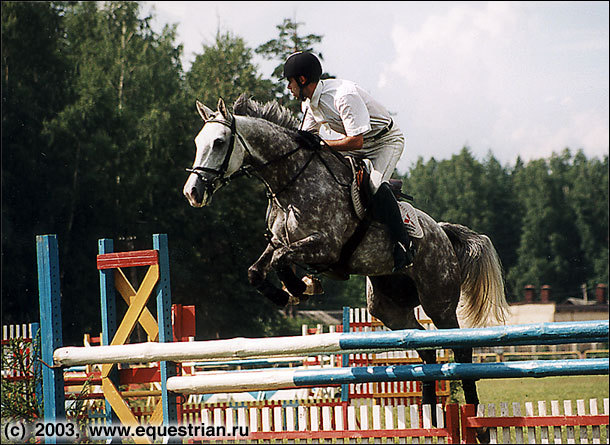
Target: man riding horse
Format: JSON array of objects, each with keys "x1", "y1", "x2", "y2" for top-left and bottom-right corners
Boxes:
[
  {"x1": 283, "y1": 52, "x2": 415, "y2": 272},
  {"x1": 184, "y1": 63, "x2": 509, "y2": 441}
]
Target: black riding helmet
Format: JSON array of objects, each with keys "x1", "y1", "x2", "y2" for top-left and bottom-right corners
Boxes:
[{"x1": 283, "y1": 51, "x2": 323, "y2": 85}]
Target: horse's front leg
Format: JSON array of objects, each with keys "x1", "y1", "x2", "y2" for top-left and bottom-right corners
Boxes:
[
  {"x1": 248, "y1": 244, "x2": 292, "y2": 306},
  {"x1": 270, "y1": 233, "x2": 339, "y2": 301},
  {"x1": 270, "y1": 233, "x2": 340, "y2": 272}
]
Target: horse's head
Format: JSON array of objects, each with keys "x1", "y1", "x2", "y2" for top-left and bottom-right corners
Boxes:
[{"x1": 183, "y1": 98, "x2": 246, "y2": 207}]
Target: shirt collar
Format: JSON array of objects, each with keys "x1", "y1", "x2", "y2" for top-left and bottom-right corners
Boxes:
[{"x1": 309, "y1": 80, "x2": 323, "y2": 107}]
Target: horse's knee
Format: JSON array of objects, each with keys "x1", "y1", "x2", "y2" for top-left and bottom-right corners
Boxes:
[{"x1": 366, "y1": 278, "x2": 384, "y2": 319}]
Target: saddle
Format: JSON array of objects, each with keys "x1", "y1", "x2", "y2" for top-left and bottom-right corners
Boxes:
[
  {"x1": 322, "y1": 158, "x2": 423, "y2": 281},
  {"x1": 347, "y1": 157, "x2": 423, "y2": 239}
]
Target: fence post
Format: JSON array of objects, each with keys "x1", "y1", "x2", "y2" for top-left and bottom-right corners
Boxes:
[
  {"x1": 153, "y1": 234, "x2": 178, "y2": 426},
  {"x1": 341, "y1": 306, "x2": 350, "y2": 403},
  {"x1": 98, "y1": 238, "x2": 119, "y2": 429},
  {"x1": 36, "y1": 234, "x2": 65, "y2": 443},
  {"x1": 460, "y1": 404, "x2": 477, "y2": 444},
  {"x1": 444, "y1": 403, "x2": 461, "y2": 444}
]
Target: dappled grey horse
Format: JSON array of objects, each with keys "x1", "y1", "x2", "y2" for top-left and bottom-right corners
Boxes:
[{"x1": 183, "y1": 94, "x2": 508, "y2": 442}]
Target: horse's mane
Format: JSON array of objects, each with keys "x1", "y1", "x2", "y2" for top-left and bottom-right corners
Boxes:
[{"x1": 233, "y1": 93, "x2": 300, "y2": 131}]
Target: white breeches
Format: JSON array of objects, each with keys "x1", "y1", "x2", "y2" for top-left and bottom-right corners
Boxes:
[{"x1": 346, "y1": 127, "x2": 405, "y2": 194}]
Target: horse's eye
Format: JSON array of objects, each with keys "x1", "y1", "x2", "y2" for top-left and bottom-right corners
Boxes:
[{"x1": 212, "y1": 138, "x2": 225, "y2": 148}]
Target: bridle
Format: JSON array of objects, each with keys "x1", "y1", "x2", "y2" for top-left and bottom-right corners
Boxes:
[
  {"x1": 186, "y1": 115, "x2": 350, "y2": 201},
  {"x1": 185, "y1": 117, "x2": 249, "y2": 196}
]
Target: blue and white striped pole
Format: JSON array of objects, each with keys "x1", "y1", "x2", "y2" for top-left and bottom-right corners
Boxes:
[
  {"x1": 165, "y1": 358, "x2": 609, "y2": 394},
  {"x1": 54, "y1": 320, "x2": 609, "y2": 366}
]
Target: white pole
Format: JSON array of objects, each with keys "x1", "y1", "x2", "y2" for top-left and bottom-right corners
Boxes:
[{"x1": 54, "y1": 333, "x2": 343, "y2": 366}]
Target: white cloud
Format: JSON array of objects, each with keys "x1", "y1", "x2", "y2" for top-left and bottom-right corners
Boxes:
[
  {"x1": 146, "y1": 1, "x2": 609, "y2": 170},
  {"x1": 379, "y1": 2, "x2": 608, "y2": 170},
  {"x1": 382, "y1": 2, "x2": 518, "y2": 88}
]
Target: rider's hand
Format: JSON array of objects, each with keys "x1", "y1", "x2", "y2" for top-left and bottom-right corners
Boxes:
[{"x1": 296, "y1": 130, "x2": 326, "y2": 150}]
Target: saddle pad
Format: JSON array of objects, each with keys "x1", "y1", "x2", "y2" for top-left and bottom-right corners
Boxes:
[
  {"x1": 347, "y1": 156, "x2": 423, "y2": 239},
  {"x1": 399, "y1": 201, "x2": 424, "y2": 238}
]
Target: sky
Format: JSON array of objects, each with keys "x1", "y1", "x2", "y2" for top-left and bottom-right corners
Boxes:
[{"x1": 144, "y1": 1, "x2": 609, "y2": 173}]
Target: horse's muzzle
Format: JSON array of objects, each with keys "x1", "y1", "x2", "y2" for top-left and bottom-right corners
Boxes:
[{"x1": 183, "y1": 174, "x2": 213, "y2": 207}]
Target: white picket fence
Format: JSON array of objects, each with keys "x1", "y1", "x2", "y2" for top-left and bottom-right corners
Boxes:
[
  {"x1": 163, "y1": 398, "x2": 609, "y2": 444},
  {"x1": 2, "y1": 323, "x2": 36, "y2": 381},
  {"x1": 468, "y1": 398, "x2": 609, "y2": 444},
  {"x1": 192, "y1": 402, "x2": 452, "y2": 444}
]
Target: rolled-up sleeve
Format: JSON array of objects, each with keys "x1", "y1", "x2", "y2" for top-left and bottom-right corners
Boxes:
[{"x1": 336, "y1": 92, "x2": 371, "y2": 136}]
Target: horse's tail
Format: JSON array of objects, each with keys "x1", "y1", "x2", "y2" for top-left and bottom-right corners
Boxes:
[{"x1": 439, "y1": 222, "x2": 509, "y2": 328}]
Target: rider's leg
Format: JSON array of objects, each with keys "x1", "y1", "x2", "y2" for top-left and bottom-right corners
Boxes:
[
  {"x1": 347, "y1": 128, "x2": 411, "y2": 271},
  {"x1": 370, "y1": 182, "x2": 415, "y2": 271}
]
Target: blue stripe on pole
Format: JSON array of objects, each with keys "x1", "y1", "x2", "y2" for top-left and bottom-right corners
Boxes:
[
  {"x1": 292, "y1": 358, "x2": 609, "y2": 387},
  {"x1": 338, "y1": 320, "x2": 609, "y2": 351}
]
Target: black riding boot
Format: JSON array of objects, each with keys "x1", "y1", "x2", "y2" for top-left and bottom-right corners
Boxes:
[{"x1": 371, "y1": 182, "x2": 415, "y2": 271}]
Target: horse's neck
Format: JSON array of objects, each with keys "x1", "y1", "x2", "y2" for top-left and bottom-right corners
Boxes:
[{"x1": 238, "y1": 117, "x2": 313, "y2": 192}]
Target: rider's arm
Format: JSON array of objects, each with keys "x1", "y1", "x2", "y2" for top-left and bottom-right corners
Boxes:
[
  {"x1": 324, "y1": 134, "x2": 364, "y2": 151},
  {"x1": 327, "y1": 89, "x2": 369, "y2": 151}
]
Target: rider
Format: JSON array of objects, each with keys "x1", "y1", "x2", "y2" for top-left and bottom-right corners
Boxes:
[{"x1": 283, "y1": 51, "x2": 415, "y2": 271}]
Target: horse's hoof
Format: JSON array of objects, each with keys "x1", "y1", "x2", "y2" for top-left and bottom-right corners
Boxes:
[{"x1": 302, "y1": 275, "x2": 324, "y2": 295}]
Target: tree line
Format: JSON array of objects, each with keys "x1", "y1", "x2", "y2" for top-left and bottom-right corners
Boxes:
[{"x1": 2, "y1": 2, "x2": 607, "y2": 344}]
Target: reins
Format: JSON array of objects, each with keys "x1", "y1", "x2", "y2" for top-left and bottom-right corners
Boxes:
[
  {"x1": 186, "y1": 116, "x2": 352, "y2": 201},
  {"x1": 186, "y1": 113, "x2": 366, "y2": 277}
]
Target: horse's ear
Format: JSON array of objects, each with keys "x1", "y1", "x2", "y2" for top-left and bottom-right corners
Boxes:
[
  {"x1": 217, "y1": 98, "x2": 232, "y2": 120},
  {"x1": 196, "y1": 100, "x2": 214, "y2": 122}
]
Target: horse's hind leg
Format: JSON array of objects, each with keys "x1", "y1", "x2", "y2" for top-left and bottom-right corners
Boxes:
[
  {"x1": 424, "y1": 308, "x2": 490, "y2": 443},
  {"x1": 365, "y1": 275, "x2": 420, "y2": 330},
  {"x1": 365, "y1": 276, "x2": 439, "y2": 419}
]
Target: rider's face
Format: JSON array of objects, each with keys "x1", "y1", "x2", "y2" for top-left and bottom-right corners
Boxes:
[{"x1": 287, "y1": 77, "x2": 301, "y2": 99}]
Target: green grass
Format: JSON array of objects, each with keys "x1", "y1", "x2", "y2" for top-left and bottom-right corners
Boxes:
[
  {"x1": 450, "y1": 375, "x2": 609, "y2": 407},
  {"x1": 475, "y1": 375, "x2": 609, "y2": 407}
]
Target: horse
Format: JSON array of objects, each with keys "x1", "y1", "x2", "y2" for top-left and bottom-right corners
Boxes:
[{"x1": 183, "y1": 94, "x2": 509, "y2": 443}]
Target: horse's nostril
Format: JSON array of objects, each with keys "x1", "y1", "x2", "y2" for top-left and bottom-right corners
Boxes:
[{"x1": 190, "y1": 187, "x2": 200, "y2": 202}]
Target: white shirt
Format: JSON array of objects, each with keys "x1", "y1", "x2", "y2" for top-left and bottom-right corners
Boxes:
[{"x1": 301, "y1": 79, "x2": 392, "y2": 139}]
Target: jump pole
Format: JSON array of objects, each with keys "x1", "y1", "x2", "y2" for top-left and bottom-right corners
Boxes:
[
  {"x1": 53, "y1": 320, "x2": 609, "y2": 366},
  {"x1": 165, "y1": 358, "x2": 610, "y2": 394}
]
